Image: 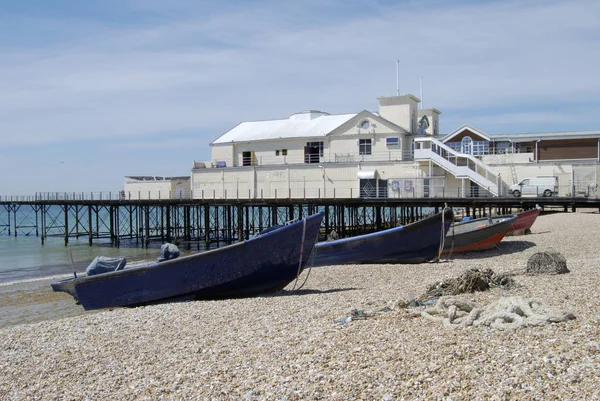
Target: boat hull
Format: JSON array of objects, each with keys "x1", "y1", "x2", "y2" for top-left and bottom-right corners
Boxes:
[
  {"x1": 51, "y1": 213, "x2": 324, "y2": 310},
  {"x1": 505, "y1": 207, "x2": 541, "y2": 235},
  {"x1": 312, "y1": 208, "x2": 454, "y2": 266},
  {"x1": 443, "y1": 215, "x2": 516, "y2": 254}
]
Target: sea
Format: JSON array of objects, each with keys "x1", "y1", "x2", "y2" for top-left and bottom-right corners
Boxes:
[
  {"x1": 0, "y1": 220, "x2": 203, "y2": 329},
  {"x1": 0, "y1": 234, "x2": 169, "y2": 284},
  {"x1": 0, "y1": 204, "x2": 215, "y2": 285}
]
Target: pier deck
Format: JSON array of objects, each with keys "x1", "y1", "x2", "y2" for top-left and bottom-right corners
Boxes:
[{"x1": 1, "y1": 196, "x2": 598, "y2": 248}]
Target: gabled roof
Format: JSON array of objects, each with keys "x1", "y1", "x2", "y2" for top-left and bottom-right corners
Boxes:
[
  {"x1": 211, "y1": 112, "x2": 357, "y2": 145},
  {"x1": 327, "y1": 110, "x2": 410, "y2": 136},
  {"x1": 211, "y1": 109, "x2": 410, "y2": 145},
  {"x1": 442, "y1": 124, "x2": 491, "y2": 142}
]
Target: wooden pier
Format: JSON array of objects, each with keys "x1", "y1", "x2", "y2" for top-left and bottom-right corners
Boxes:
[{"x1": 1, "y1": 196, "x2": 599, "y2": 249}]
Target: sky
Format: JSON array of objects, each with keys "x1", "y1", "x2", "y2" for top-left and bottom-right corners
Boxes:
[{"x1": 1, "y1": 0, "x2": 599, "y2": 194}]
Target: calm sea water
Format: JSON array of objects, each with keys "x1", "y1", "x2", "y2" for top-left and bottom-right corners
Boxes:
[
  {"x1": 0, "y1": 204, "x2": 218, "y2": 284},
  {"x1": 0, "y1": 234, "x2": 172, "y2": 284}
]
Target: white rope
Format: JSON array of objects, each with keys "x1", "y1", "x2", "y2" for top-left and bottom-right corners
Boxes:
[
  {"x1": 421, "y1": 295, "x2": 575, "y2": 330},
  {"x1": 432, "y1": 204, "x2": 449, "y2": 262}
]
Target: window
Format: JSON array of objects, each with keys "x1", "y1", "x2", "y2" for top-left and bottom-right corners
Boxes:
[
  {"x1": 359, "y1": 139, "x2": 372, "y2": 155},
  {"x1": 304, "y1": 141, "x2": 323, "y2": 163},
  {"x1": 275, "y1": 150, "x2": 280, "y2": 156},
  {"x1": 359, "y1": 119, "x2": 370, "y2": 129},
  {"x1": 386, "y1": 137, "x2": 399, "y2": 147},
  {"x1": 275, "y1": 149, "x2": 287, "y2": 156},
  {"x1": 461, "y1": 136, "x2": 473, "y2": 155},
  {"x1": 242, "y1": 151, "x2": 255, "y2": 166}
]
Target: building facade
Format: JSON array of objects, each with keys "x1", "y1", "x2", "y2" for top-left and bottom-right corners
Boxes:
[
  {"x1": 122, "y1": 94, "x2": 600, "y2": 200},
  {"x1": 124, "y1": 176, "x2": 191, "y2": 200}
]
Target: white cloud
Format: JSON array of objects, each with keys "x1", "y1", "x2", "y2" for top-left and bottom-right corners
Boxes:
[{"x1": 0, "y1": 0, "x2": 599, "y2": 192}]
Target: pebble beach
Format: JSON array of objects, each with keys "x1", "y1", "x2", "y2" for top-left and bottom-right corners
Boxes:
[{"x1": 1, "y1": 211, "x2": 599, "y2": 400}]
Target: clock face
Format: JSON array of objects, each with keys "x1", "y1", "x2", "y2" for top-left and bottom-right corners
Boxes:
[{"x1": 360, "y1": 120, "x2": 370, "y2": 129}]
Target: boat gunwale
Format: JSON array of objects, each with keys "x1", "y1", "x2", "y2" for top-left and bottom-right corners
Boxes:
[
  {"x1": 52, "y1": 213, "x2": 324, "y2": 286},
  {"x1": 316, "y1": 208, "x2": 453, "y2": 248}
]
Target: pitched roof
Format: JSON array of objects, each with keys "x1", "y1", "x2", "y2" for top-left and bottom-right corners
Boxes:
[
  {"x1": 442, "y1": 124, "x2": 491, "y2": 142},
  {"x1": 211, "y1": 112, "x2": 357, "y2": 144}
]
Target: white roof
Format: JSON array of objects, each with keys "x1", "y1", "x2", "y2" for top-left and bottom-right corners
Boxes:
[{"x1": 212, "y1": 112, "x2": 357, "y2": 144}]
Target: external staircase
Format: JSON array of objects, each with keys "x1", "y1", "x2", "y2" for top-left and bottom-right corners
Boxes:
[
  {"x1": 509, "y1": 163, "x2": 518, "y2": 185},
  {"x1": 414, "y1": 137, "x2": 501, "y2": 196}
]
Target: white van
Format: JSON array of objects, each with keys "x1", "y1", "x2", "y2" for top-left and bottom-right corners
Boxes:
[{"x1": 510, "y1": 176, "x2": 558, "y2": 197}]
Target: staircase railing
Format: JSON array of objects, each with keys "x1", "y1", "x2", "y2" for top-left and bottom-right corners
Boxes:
[{"x1": 414, "y1": 137, "x2": 500, "y2": 196}]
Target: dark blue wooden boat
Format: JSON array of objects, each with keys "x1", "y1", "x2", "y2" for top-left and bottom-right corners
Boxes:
[
  {"x1": 311, "y1": 208, "x2": 454, "y2": 266},
  {"x1": 51, "y1": 212, "x2": 324, "y2": 310}
]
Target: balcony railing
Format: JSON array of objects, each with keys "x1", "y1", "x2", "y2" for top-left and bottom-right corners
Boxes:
[{"x1": 202, "y1": 149, "x2": 413, "y2": 169}]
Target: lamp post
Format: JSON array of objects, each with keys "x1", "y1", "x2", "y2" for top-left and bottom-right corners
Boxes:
[{"x1": 319, "y1": 165, "x2": 326, "y2": 198}]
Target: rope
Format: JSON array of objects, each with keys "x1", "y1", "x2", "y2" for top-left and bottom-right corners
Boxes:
[
  {"x1": 292, "y1": 260, "x2": 313, "y2": 291},
  {"x1": 291, "y1": 216, "x2": 307, "y2": 291},
  {"x1": 421, "y1": 295, "x2": 575, "y2": 330},
  {"x1": 437, "y1": 205, "x2": 458, "y2": 262},
  {"x1": 432, "y1": 204, "x2": 449, "y2": 262}
]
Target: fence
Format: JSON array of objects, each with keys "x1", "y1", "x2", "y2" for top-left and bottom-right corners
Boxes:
[{"x1": 2, "y1": 175, "x2": 599, "y2": 202}]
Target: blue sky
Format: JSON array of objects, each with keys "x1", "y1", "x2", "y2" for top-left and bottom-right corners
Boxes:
[{"x1": 1, "y1": 0, "x2": 599, "y2": 194}]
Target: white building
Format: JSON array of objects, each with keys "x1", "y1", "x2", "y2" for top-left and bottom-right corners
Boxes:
[
  {"x1": 126, "y1": 93, "x2": 600, "y2": 200},
  {"x1": 124, "y1": 176, "x2": 191, "y2": 200},
  {"x1": 191, "y1": 94, "x2": 452, "y2": 199}
]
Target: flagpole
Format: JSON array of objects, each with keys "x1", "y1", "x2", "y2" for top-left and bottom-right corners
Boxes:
[
  {"x1": 396, "y1": 59, "x2": 399, "y2": 96},
  {"x1": 420, "y1": 76, "x2": 423, "y2": 109}
]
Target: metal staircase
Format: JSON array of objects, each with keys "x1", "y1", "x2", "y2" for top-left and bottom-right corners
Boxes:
[
  {"x1": 509, "y1": 164, "x2": 518, "y2": 185},
  {"x1": 413, "y1": 137, "x2": 501, "y2": 196}
]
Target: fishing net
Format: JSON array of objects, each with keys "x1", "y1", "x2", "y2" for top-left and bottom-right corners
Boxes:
[
  {"x1": 526, "y1": 251, "x2": 569, "y2": 275},
  {"x1": 421, "y1": 295, "x2": 575, "y2": 330},
  {"x1": 421, "y1": 268, "x2": 516, "y2": 299}
]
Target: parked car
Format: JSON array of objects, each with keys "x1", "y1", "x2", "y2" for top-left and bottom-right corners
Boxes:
[{"x1": 510, "y1": 176, "x2": 558, "y2": 197}]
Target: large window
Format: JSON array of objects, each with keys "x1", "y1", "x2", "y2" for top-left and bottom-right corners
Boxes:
[
  {"x1": 461, "y1": 136, "x2": 473, "y2": 155},
  {"x1": 242, "y1": 151, "x2": 255, "y2": 166},
  {"x1": 359, "y1": 139, "x2": 372, "y2": 155},
  {"x1": 304, "y1": 141, "x2": 323, "y2": 163}
]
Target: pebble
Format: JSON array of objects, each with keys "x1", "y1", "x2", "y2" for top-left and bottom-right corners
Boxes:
[{"x1": 1, "y1": 211, "x2": 599, "y2": 400}]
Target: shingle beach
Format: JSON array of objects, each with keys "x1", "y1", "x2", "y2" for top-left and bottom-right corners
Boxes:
[{"x1": 1, "y1": 211, "x2": 599, "y2": 400}]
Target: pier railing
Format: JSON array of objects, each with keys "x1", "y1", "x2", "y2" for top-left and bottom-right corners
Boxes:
[{"x1": 2, "y1": 180, "x2": 596, "y2": 203}]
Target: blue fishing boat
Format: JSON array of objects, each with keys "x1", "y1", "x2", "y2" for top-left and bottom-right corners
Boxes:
[
  {"x1": 311, "y1": 208, "x2": 454, "y2": 266},
  {"x1": 51, "y1": 212, "x2": 324, "y2": 310}
]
